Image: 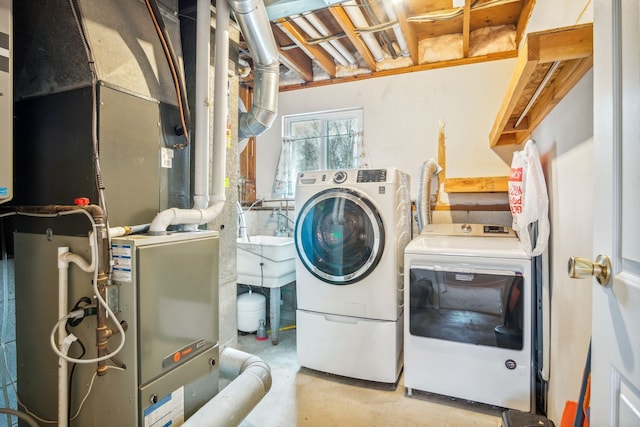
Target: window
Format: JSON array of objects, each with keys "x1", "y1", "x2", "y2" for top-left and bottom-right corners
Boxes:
[{"x1": 273, "y1": 108, "x2": 367, "y2": 198}]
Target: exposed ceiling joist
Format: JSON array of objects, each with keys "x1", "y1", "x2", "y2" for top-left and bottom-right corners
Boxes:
[{"x1": 239, "y1": 0, "x2": 535, "y2": 91}]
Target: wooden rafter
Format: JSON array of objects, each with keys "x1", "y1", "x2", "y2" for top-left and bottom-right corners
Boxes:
[
  {"x1": 272, "y1": 24, "x2": 314, "y2": 83},
  {"x1": 462, "y1": 0, "x2": 471, "y2": 58},
  {"x1": 393, "y1": 1, "x2": 418, "y2": 65},
  {"x1": 489, "y1": 23, "x2": 593, "y2": 147},
  {"x1": 277, "y1": 18, "x2": 337, "y2": 78},
  {"x1": 329, "y1": 5, "x2": 378, "y2": 71}
]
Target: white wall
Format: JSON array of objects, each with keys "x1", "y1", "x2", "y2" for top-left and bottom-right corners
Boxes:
[
  {"x1": 531, "y1": 71, "x2": 594, "y2": 425},
  {"x1": 256, "y1": 60, "x2": 517, "y2": 201}
]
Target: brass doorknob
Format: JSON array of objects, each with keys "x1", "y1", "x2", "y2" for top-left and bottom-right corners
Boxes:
[{"x1": 568, "y1": 255, "x2": 612, "y2": 285}]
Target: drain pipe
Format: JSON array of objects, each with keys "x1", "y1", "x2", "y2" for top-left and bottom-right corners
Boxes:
[
  {"x1": 183, "y1": 347, "x2": 272, "y2": 426},
  {"x1": 149, "y1": 0, "x2": 279, "y2": 234}
]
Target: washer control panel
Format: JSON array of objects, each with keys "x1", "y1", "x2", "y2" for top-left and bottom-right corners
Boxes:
[{"x1": 356, "y1": 169, "x2": 387, "y2": 183}]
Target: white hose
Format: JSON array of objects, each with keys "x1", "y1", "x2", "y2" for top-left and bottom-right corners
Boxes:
[{"x1": 50, "y1": 232, "x2": 126, "y2": 364}]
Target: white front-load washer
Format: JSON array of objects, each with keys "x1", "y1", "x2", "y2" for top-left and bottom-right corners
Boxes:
[
  {"x1": 404, "y1": 223, "x2": 534, "y2": 411},
  {"x1": 295, "y1": 168, "x2": 411, "y2": 383}
]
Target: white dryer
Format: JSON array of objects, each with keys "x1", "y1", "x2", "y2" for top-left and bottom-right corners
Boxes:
[
  {"x1": 404, "y1": 223, "x2": 534, "y2": 411},
  {"x1": 295, "y1": 168, "x2": 411, "y2": 383}
]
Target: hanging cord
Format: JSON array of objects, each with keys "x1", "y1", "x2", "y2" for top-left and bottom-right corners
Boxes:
[
  {"x1": 0, "y1": 219, "x2": 13, "y2": 427},
  {"x1": 145, "y1": 0, "x2": 191, "y2": 148},
  {"x1": 65, "y1": 321, "x2": 86, "y2": 424},
  {"x1": 67, "y1": 0, "x2": 114, "y2": 277}
]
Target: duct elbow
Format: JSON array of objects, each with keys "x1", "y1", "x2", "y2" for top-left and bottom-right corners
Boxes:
[
  {"x1": 149, "y1": 208, "x2": 180, "y2": 235},
  {"x1": 229, "y1": 0, "x2": 280, "y2": 139}
]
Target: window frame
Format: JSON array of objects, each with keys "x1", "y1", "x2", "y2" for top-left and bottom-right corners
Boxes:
[{"x1": 283, "y1": 107, "x2": 363, "y2": 169}]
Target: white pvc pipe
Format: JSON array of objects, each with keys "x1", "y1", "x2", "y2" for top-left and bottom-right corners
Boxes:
[
  {"x1": 57, "y1": 247, "x2": 70, "y2": 427},
  {"x1": 212, "y1": 0, "x2": 230, "y2": 204},
  {"x1": 194, "y1": 0, "x2": 212, "y2": 210},
  {"x1": 183, "y1": 347, "x2": 272, "y2": 427},
  {"x1": 295, "y1": 14, "x2": 355, "y2": 67},
  {"x1": 381, "y1": 0, "x2": 408, "y2": 56},
  {"x1": 343, "y1": 0, "x2": 384, "y2": 62},
  {"x1": 150, "y1": 0, "x2": 279, "y2": 234}
]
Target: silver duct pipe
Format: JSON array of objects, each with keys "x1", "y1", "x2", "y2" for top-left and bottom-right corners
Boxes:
[
  {"x1": 183, "y1": 347, "x2": 272, "y2": 426},
  {"x1": 230, "y1": 0, "x2": 280, "y2": 139},
  {"x1": 150, "y1": 0, "x2": 279, "y2": 233},
  {"x1": 416, "y1": 159, "x2": 442, "y2": 233}
]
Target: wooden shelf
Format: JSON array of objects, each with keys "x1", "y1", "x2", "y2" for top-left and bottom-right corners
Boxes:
[{"x1": 489, "y1": 23, "x2": 593, "y2": 147}]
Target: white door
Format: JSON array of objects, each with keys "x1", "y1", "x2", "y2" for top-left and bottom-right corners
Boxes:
[{"x1": 590, "y1": 0, "x2": 640, "y2": 425}]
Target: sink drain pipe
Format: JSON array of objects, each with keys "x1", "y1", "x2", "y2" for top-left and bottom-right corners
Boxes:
[{"x1": 184, "y1": 347, "x2": 272, "y2": 427}]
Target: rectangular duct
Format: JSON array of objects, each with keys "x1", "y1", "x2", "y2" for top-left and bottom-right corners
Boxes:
[{"x1": 12, "y1": 0, "x2": 190, "y2": 228}]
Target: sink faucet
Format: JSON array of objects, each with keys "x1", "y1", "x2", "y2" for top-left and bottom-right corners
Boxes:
[
  {"x1": 273, "y1": 206, "x2": 295, "y2": 237},
  {"x1": 237, "y1": 201, "x2": 250, "y2": 242},
  {"x1": 237, "y1": 198, "x2": 264, "y2": 242}
]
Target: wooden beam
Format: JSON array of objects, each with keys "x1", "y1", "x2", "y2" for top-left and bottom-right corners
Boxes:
[
  {"x1": 278, "y1": 49, "x2": 517, "y2": 92},
  {"x1": 489, "y1": 23, "x2": 593, "y2": 147},
  {"x1": 393, "y1": 2, "x2": 419, "y2": 65},
  {"x1": 443, "y1": 176, "x2": 509, "y2": 193},
  {"x1": 329, "y1": 5, "x2": 378, "y2": 71},
  {"x1": 272, "y1": 24, "x2": 314, "y2": 82},
  {"x1": 462, "y1": 0, "x2": 471, "y2": 58},
  {"x1": 277, "y1": 19, "x2": 337, "y2": 77},
  {"x1": 513, "y1": 55, "x2": 594, "y2": 145},
  {"x1": 528, "y1": 22, "x2": 593, "y2": 63},
  {"x1": 488, "y1": 37, "x2": 538, "y2": 147},
  {"x1": 515, "y1": 0, "x2": 537, "y2": 48}
]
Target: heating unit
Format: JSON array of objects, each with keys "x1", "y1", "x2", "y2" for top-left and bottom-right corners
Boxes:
[
  {"x1": 404, "y1": 223, "x2": 534, "y2": 411},
  {"x1": 295, "y1": 168, "x2": 411, "y2": 383}
]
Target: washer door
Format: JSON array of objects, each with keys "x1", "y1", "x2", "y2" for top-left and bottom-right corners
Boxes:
[{"x1": 295, "y1": 187, "x2": 385, "y2": 285}]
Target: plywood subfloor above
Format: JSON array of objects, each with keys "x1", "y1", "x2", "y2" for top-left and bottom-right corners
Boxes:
[{"x1": 489, "y1": 23, "x2": 593, "y2": 147}]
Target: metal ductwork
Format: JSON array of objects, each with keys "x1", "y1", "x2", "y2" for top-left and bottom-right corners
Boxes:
[{"x1": 229, "y1": 0, "x2": 280, "y2": 140}]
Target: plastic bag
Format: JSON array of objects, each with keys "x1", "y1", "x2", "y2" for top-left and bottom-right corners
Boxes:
[{"x1": 509, "y1": 140, "x2": 550, "y2": 256}]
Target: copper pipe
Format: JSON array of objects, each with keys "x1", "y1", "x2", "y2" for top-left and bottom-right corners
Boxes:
[{"x1": 14, "y1": 204, "x2": 115, "y2": 376}]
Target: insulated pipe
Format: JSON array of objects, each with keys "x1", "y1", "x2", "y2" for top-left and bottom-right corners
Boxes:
[
  {"x1": 57, "y1": 247, "x2": 70, "y2": 427},
  {"x1": 293, "y1": 14, "x2": 354, "y2": 67},
  {"x1": 343, "y1": 0, "x2": 385, "y2": 62},
  {"x1": 416, "y1": 159, "x2": 442, "y2": 233},
  {"x1": 303, "y1": 13, "x2": 357, "y2": 65},
  {"x1": 304, "y1": 13, "x2": 357, "y2": 66},
  {"x1": 183, "y1": 347, "x2": 272, "y2": 426},
  {"x1": 230, "y1": 0, "x2": 280, "y2": 139},
  {"x1": 381, "y1": 0, "x2": 408, "y2": 56}
]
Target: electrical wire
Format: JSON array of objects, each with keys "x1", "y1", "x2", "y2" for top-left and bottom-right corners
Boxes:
[
  {"x1": 0, "y1": 408, "x2": 39, "y2": 427},
  {"x1": 7, "y1": 209, "x2": 126, "y2": 364},
  {"x1": 0, "y1": 219, "x2": 13, "y2": 427},
  {"x1": 65, "y1": 321, "x2": 86, "y2": 424},
  {"x1": 69, "y1": 366, "x2": 125, "y2": 422},
  {"x1": 67, "y1": 0, "x2": 115, "y2": 278}
]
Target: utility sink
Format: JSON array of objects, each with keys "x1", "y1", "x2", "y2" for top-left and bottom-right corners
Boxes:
[{"x1": 236, "y1": 235, "x2": 296, "y2": 288}]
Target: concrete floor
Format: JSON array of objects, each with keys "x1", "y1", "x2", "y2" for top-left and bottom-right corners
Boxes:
[{"x1": 236, "y1": 328, "x2": 504, "y2": 427}]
